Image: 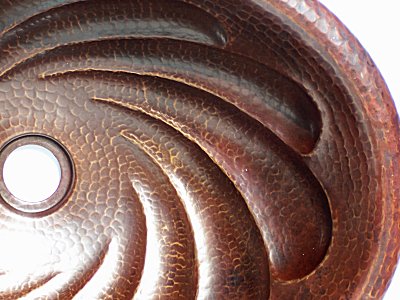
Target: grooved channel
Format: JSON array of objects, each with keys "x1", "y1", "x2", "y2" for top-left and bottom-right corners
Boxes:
[{"x1": 0, "y1": 0, "x2": 395, "y2": 299}]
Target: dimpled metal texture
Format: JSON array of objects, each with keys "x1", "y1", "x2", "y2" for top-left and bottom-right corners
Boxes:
[{"x1": 0, "y1": 0, "x2": 398, "y2": 299}]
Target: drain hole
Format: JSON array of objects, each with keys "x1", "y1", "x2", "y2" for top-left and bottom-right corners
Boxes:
[{"x1": 3, "y1": 145, "x2": 61, "y2": 203}]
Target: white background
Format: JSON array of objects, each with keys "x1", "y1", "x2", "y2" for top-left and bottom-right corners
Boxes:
[{"x1": 318, "y1": 1, "x2": 400, "y2": 299}]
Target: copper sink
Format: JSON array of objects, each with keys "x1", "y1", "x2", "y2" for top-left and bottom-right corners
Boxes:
[{"x1": 0, "y1": 0, "x2": 398, "y2": 299}]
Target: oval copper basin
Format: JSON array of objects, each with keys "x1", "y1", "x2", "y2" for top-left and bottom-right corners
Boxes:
[{"x1": 0, "y1": 0, "x2": 398, "y2": 299}]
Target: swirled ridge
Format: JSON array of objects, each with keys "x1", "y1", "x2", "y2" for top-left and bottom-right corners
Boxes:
[{"x1": 1, "y1": 0, "x2": 397, "y2": 299}]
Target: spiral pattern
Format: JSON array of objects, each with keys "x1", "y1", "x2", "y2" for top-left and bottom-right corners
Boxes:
[{"x1": 0, "y1": 0, "x2": 398, "y2": 299}]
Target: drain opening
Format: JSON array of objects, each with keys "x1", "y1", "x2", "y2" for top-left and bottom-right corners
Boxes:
[
  {"x1": 3, "y1": 144, "x2": 61, "y2": 203},
  {"x1": 0, "y1": 135, "x2": 73, "y2": 215}
]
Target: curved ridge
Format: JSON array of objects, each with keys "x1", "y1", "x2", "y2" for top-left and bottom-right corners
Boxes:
[
  {"x1": 1, "y1": 34, "x2": 330, "y2": 278},
  {"x1": 0, "y1": 0, "x2": 83, "y2": 36},
  {"x1": 3, "y1": 38, "x2": 320, "y2": 154},
  {"x1": 0, "y1": 0, "x2": 395, "y2": 298},
  {"x1": 120, "y1": 115, "x2": 270, "y2": 298},
  {"x1": 78, "y1": 70, "x2": 330, "y2": 280},
  {"x1": 0, "y1": 0, "x2": 227, "y2": 78},
  {"x1": 126, "y1": 143, "x2": 197, "y2": 298}
]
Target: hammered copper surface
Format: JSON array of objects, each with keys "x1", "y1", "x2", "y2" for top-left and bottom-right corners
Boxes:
[{"x1": 0, "y1": 0, "x2": 398, "y2": 299}]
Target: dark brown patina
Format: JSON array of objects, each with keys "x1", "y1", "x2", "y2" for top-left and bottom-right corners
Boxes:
[{"x1": 0, "y1": 0, "x2": 398, "y2": 299}]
